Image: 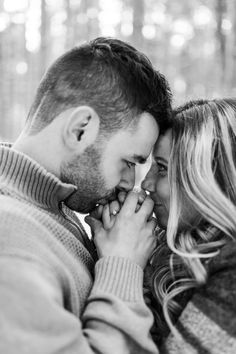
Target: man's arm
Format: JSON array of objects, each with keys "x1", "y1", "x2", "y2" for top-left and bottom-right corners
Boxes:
[
  {"x1": 0, "y1": 255, "x2": 158, "y2": 354},
  {"x1": 0, "y1": 192, "x2": 159, "y2": 354}
]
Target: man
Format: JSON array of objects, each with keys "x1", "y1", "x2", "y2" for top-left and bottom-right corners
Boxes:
[{"x1": 0, "y1": 37, "x2": 171, "y2": 353}]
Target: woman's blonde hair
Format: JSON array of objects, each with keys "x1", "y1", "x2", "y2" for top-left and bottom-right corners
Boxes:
[{"x1": 147, "y1": 98, "x2": 236, "y2": 340}]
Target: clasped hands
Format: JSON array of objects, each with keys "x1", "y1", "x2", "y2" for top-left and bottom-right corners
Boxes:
[{"x1": 85, "y1": 190, "x2": 157, "y2": 269}]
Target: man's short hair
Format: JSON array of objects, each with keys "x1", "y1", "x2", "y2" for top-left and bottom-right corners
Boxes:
[{"x1": 26, "y1": 37, "x2": 172, "y2": 134}]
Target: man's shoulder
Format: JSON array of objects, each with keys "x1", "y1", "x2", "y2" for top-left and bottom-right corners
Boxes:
[
  {"x1": 0, "y1": 193, "x2": 31, "y2": 214},
  {"x1": 0, "y1": 193, "x2": 24, "y2": 212},
  {"x1": 0, "y1": 193, "x2": 47, "y2": 233}
]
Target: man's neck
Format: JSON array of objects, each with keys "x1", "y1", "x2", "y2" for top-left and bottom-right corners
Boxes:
[{"x1": 13, "y1": 131, "x2": 60, "y2": 179}]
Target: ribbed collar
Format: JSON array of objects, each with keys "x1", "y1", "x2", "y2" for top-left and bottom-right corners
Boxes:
[{"x1": 0, "y1": 144, "x2": 77, "y2": 211}]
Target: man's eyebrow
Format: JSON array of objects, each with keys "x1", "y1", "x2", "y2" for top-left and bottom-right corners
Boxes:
[{"x1": 133, "y1": 155, "x2": 147, "y2": 164}]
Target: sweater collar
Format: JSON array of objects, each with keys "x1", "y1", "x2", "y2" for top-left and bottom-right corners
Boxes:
[{"x1": 0, "y1": 144, "x2": 77, "y2": 211}]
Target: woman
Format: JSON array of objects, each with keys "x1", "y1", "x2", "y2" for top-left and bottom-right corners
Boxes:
[
  {"x1": 88, "y1": 98, "x2": 236, "y2": 352},
  {"x1": 141, "y1": 98, "x2": 236, "y2": 352}
]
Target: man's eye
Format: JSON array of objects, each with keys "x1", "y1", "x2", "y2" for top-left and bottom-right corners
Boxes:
[{"x1": 126, "y1": 161, "x2": 136, "y2": 169}]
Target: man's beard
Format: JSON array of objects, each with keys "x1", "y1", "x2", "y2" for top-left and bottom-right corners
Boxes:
[{"x1": 60, "y1": 144, "x2": 115, "y2": 213}]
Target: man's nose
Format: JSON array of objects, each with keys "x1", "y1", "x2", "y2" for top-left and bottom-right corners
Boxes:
[
  {"x1": 141, "y1": 168, "x2": 156, "y2": 193},
  {"x1": 118, "y1": 166, "x2": 135, "y2": 192}
]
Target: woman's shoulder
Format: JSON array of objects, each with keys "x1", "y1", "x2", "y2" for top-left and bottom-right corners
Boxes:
[
  {"x1": 209, "y1": 239, "x2": 236, "y2": 272},
  {"x1": 161, "y1": 242, "x2": 236, "y2": 353},
  {"x1": 194, "y1": 239, "x2": 236, "y2": 320},
  {"x1": 161, "y1": 240, "x2": 236, "y2": 353},
  {"x1": 203, "y1": 239, "x2": 236, "y2": 305}
]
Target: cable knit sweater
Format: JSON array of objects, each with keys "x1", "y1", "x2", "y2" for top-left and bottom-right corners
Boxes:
[{"x1": 0, "y1": 144, "x2": 158, "y2": 354}]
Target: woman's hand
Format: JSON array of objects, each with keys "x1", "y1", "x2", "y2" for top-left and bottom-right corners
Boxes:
[
  {"x1": 88, "y1": 199, "x2": 121, "y2": 229},
  {"x1": 85, "y1": 190, "x2": 157, "y2": 269}
]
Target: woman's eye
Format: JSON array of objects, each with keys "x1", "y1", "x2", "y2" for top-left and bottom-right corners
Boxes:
[
  {"x1": 126, "y1": 161, "x2": 136, "y2": 169},
  {"x1": 156, "y1": 162, "x2": 167, "y2": 173}
]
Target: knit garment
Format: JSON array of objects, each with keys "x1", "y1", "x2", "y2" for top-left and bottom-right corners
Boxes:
[
  {"x1": 0, "y1": 145, "x2": 158, "y2": 354},
  {"x1": 160, "y1": 240, "x2": 236, "y2": 354}
]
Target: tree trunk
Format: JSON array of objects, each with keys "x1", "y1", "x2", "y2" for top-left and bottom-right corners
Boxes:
[
  {"x1": 215, "y1": 0, "x2": 227, "y2": 87},
  {"x1": 131, "y1": 0, "x2": 144, "y2": 51},
  {"x1": 40, "y1": 0, "x2": 49, "y2": 77},
  {"x1": 229, "y1": 0, "x2": 236, "y2": 91}
]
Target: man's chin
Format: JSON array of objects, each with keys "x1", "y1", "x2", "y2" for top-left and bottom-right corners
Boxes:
[
  {"x1": 65, "y1": 198, "x2": 97, "y2": 214},
  {"x1": 97, "y1": 192, "x2": 117, "y2": 206},
  {"x1": 96, "y1": 198, "x2": 108, "y2": 206},
  {"x1": 65, "y1": 192, "x2": 116, "y2": 213}
]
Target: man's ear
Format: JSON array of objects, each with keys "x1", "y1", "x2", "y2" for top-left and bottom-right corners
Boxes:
[{"x1": 63, "y1": 106, "x2": 100, "y2": 152}]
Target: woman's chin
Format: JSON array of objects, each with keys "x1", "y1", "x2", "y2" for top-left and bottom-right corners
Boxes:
[
  {"x1": 154, "y1": 206, "x2": 168, "y2": 230},
  {"x1": 157, "y1": 219, "x2": 167, "y2": 230}
]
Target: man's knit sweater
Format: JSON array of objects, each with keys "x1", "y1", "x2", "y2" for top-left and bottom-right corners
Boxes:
[{"x1": 0, "y1": 145, "x2": 158, "y2": 354}]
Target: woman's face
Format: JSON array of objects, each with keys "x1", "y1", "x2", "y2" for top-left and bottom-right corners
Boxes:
[{"x1": 142, "y1": 129, "x2": 199, "y2": 229}]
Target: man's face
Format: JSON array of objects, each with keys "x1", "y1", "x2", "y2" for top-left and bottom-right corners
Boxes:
[{"x1": 61, "y1": 112, "x2": 159, "y2": 213}]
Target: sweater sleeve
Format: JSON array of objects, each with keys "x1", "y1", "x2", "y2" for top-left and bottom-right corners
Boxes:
[
  {"x1": 0, "y1": 254, "x2": 158, "y2": 354},
  {"x1": 160, "y1": 241, "x2": 236, "y2": 354}
]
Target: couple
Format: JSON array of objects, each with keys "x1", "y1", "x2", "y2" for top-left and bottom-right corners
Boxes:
[{"x1": 0, "y1": 37, "x2": 235, "y2": 354}]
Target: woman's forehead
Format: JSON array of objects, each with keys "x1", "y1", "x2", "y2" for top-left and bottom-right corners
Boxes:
[{"x1": 154, "y1": 129, "x2": 172, "y2": 157}]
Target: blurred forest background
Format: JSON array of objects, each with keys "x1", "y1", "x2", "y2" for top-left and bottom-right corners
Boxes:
[{"x1": 1, "y1": 0, "x2": 236, "y2": 141}]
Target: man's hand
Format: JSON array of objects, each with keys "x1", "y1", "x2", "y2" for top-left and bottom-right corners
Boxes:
[{"x1": 85, "y1": 191, "x2": 157, "y2": 269}]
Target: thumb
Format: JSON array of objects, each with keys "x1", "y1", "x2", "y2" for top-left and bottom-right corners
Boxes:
[{"x1": 85, "y1": 215, "x2": 102, "y2": 234}]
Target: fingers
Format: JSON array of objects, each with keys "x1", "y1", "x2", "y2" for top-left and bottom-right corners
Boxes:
[
  {"x1": 102, "y1": 204, "x2": 111, "y2": 229},
  {"x1": 118, "y1": 191, "x2": 127, "y2": 204},
  {"x1": 88, "y1": 200, "x2": 121, "y2": 231},
  {"x1": 84, "y1": 215, "x2": 102, "y2": 234},
  {"x1": 135, "y1": 188, "x2": 147, "y2": 205},
  {"x1": 109, "y1": 200, "x2": 120, "y2": 216},
  {"x1": 89, "y1": 204, "x2": 104, "y2": 220},
  {"x1": 101, "y1": 200, "x2": 121, "y2": 229},
  {"x1": 145, "y1": 218, "x2": 158, "y2": 256},
  {"x1": 118, "y1": 189, "x2": 146, "y2": 205},
  {"x1": 119, "y1": 191, "x2": 139, "y2": 216},
  {"x1": 137, "y1": 195, "x2": 154, "y2": 220},
  {"x1": 147, "y1": 216, "x2": 158, "y2": 234},
  {"x1": 118, "y1": 189, "x2": 147, "y2": 213}
]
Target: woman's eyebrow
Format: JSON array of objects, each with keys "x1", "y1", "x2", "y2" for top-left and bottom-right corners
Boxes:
[{"x1": 154, "y1": 156, "x2": 168, "y2": 164}]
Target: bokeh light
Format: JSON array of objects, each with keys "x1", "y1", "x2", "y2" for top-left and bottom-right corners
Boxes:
[
  {"x1": 16, "y1": 62, "x2": 28, "y2": 75},
  {"x1": 0, "y1": 12, "x2": 10, "y2": 32},
  {"x1": 4, "y1": 0, "x2": 28, "y2": 13},
  {"x1": 193, "y1": 5, "x2": 214, "y2": 27},
  {"x1": 121, "y1": 23, "x2": 133, "y2": 36},
  {"x1": 25, "y1": 0, "x2": 41, "y2": 52},
  {"x1": 142, "y1": 25, "x2": 156, "y2": 40},
  {"x1": 171, "y1": 34, "x2": 186, "y2": 48}
]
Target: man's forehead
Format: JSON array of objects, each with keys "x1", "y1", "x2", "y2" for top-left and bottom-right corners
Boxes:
[
  {"x1": 107, "y1": 116, "x2": 158, "y2": 160},
  {"x1": 125, "y1": 135, "x2": 156, "y2": 162}
]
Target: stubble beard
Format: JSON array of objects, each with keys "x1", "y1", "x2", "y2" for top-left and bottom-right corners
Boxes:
[{"x1": 60, "y1": 144, "x2": 113, "y2": 213}]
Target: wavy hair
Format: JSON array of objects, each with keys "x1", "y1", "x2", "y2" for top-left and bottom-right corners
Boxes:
[{"x1": 146, "y1": 98, "x2": 236, "y2": 342}]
